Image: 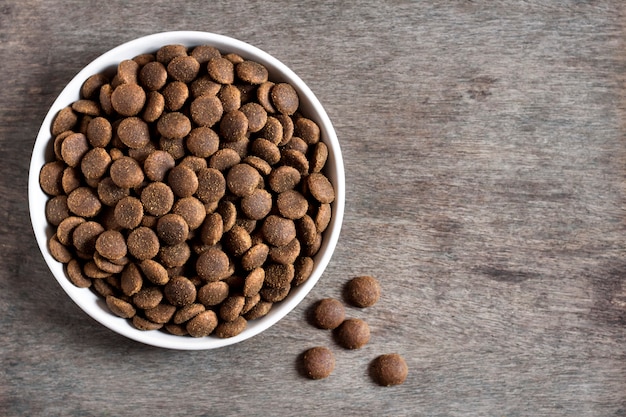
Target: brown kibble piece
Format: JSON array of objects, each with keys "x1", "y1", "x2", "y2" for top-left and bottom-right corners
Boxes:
[
  {"x1": 99, "y1": 84, "x2": 114, "y2": 115},
  {"x1": 164, "y1": 276, "x2": 197, "y2": 307},
  {"x1": 56, "y1": 216, "x2": 85, "y2": 246},
  {"x1": 139, "y1": 61, "x2": 168, "y2": 91},
  {"x1": 218, "y1": 84, "x2": 241, "y2": 112},
  {"x1": 117, "y1": 59, "x2": 139, "y2": 84},
  {"x1": 217, "y1": 200, "x2": 237, "y2": 232},
  {"x1": 223, "y1": 225, "x2": 252, "y2": 257},
  {"x1": 40, "y1": 161, "x2": 65, "y2": 196},
  {"x1": 52, "y1": 106, "x2": 78, "y2": 136},
  {"x1": 117, "y1": 117, "x2": 150, "y2": 149},
  {"x1": 144, "y1": 303, "x2": 176, "y2": 324},
  {"x1": 281, "y1": 149, "x2": 309, "y2": 175},
  {"x1": 197, "y1": 281, "x2": 229, "y2": 306},
  {"x1": 370, "y1": 354, "x2": 408, "y2": 386},
  {"x1": 315, "y1": 203, "x2": 332, "y2": 232},
  {"x1": 344, "y1": 275, "x2": 381, "y2": 308},
  {"x1": 72, "y1": 99, "x2": 100, "y2": 116},
  {"x1": 190, "y1": 74, "x2": 221, "y2": 98},
  {"x1": 236, "y1": 60, "x2": 268, "y2": 84},
  {"x1": 80, "y1": 147, "x2": 111, "y2": 179},
  {"x1": 277, "y1": 190, "x2": 308, "y2": 219},
  {"x1": 66, "y1": 259, "x2": 91, "y2": 288},
  {"x1": 141, "y1": 182, "x2": 174, "y2": 216},
  {"x1": 95, "y1": 230, "x2": 127, "y2": 260},
  {"x1": 61, "y1": 133, "x2": 89, "y2": 168},
  {"x1": 162, "y1": 81, "x2": 189, "y2": 111},
  {"x1": 296, "y1": 215, "x2": 317, "y2": 247},
  {"x1": 259, "y1": 116, "x2": 283, "y2": 145},
  {"x1": 111, "y1": 83, "x2": 146, "y2": 116},
  {"x1": 168, "y1": 55, "x2": 200, "y2": 83},
  {"x1": 294, "y1": 117, "x2": 321, "y2": 145},
  {"x1": 143, "y1": 150, "x2": 175, "y2": 182},
  {"x1": 200, "y1": 212, "x2": 223, "y2": 246},
  {"x1": 257, "y1": 81, "x2": 276, "y2": 113},
  {"x1": 214, "y1": 316, "x2": 247, "y2": 338},
  {"x1": 241, "y1": 243, "x2": 269, "y2": 271},
  {"x1": 106, "y1": 295, "x2": 136, "y2": 319},
  {"x1": 157, "y1": 112, "x2": 192, "y2": 140},
  {"x1": 196, "y1": 167, "x2": 226, "y2": 203},
  {"x1": 186, "y1": 127, "x2": 219, "y2": 157},
  {"x1": 143, "y1": 91, "x2": 165, "y2": 123},
  {"x1": 268, "y1": 238, "x2": 300, "y2": 265},
  {"x1": 335, "y1": 318, "x2": 370, "y2": 349},
  {"x1": 251, "y1": 138, "x2": 280, "y2": 165},
  {"x1": 127, "y1": 227, "x2": 160, "y2": 260},
  {"x1": 219, "y1": 110, "x2": 248, "y2": 142},
  {"x1": 307, "y1": 172, "x2": 335, "y2": 204},
  {"x1": 196, "y1": 247, "x2": 230, "y2": 281},
  {"x1": 157, "y1": 213, "x2": 189, "y2": 246},
  {"x1": 262, "y1": 215, "x2": 296, "y2": 247},
  {"x1": 132, "y1": 286, "x2": 163, "y2": 310},
  {"x1": 67, "y1": 187, "x2": 101, "y2": 217},
  {"x1": 110, "y1": 157, "x2": 144, "y2": 188},
  {"x1": 186, "y1": 310, "x2": 218, "y2": 337},
  {"x1": 173, "y1": 303, "x2": 206, "y2": 324},
  {"x1": 167, "y1": 165, "x2": 198, "y2": 198},
  {"x1": 240, "y1": 189, "x2": 272, "y2": 220},
  {"x1": 114, "y1": 196, "x2": 143, "y2": 229},
  {"x1": 172, "y1": 197, "x2": 205, "y2": 230},
  {"x1": 49, "y1": 234, "x2": 72, "y2": 263},
  {"x1": 81, "y1": 73, "x2": 108, "y2": 100},
  {"x1": 190, "y1": 45, "x2": 221, "y2": 64},
  {"x1": 220, "y1": 295, "x2": 245, "y2": 322},
  {"x1": 156, "y1": 44, "x2": 187, "y2": 65},
  {"x1": 45, "y1": 196, "x2": 69, "y2": 226},
  {"x1": 132, "y1": 315, "x2": 163, "y2": 331},
  {"x1": 72, "y1": 221, "x2": 104, "y2": 254},
  {"x1": 120, "y1": 263, "x2": 143, "y2": 296},
  {"x1": 208, "y1": 148, "x2": 241, "y2": 171},
  {"x1": 240, "y1": 102, "x2": 267, "y2": 132},
  {"x1": 243, "y1": 267, "x2": 265, "y2": 296},
  {"x1": 271, "y1": 83, "x2": 299, "y2": 115},
  {"x1": 310, "y1": 142, "x2": 328, "y2": 173},
  {"x1": 264, "y1": 263, "x2": 295, "y2": 289},
  {"x1": 226, "y1": 163, "x2": 260, "y2": 197},
  {"x1": 312, "y1": 298, "x2": 345, "y2": 330},
  {"x1": 61, "y1": 167, "x2": 81, "y2": 195},
  {"x1": 207, "y1": 57, "x2": 234, "y2": 84},
  {"x1": 86, "y1": 117, "x2": 113, "y2": 147},
  {"x1": 243, "y1": 155, "x2": 272, "y2": 176},
  {"x1": 159, "y1": 242, "x2": 191, "y2": 268},
  {"x1": 302, "y1": 347, "x2": 335, "y2": 380},
  {"x1": 293, "y1": 256, "x2": 314, "y2": 286}
]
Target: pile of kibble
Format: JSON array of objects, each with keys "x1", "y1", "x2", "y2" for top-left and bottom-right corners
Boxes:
[
  {"x1": 302, "y1": 276, "x2": 408, "y2": 386},
  {"x1": 39, "y1": 44, "x2": 335, "y2": 338}
]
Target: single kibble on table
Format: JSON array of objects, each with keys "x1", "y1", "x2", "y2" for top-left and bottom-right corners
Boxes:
[
  {"x1": 370, "y1": 354, "x2": 408, "y2": 386},
  {"x1": 302, "y1": 346, "x2": 335, "y2": 380},
  {"x1": 312, "y1": 298, "x2": 346, "y2": 330},
  {"x1": 39, "y1": 43, "x2": 337, "y2": 338},
  {"x1": 335, "y1": 318, "x2": 370, "y2": 349},
  {"x1": 344, "y1": 275, "x2": 381, "y2": 308}
]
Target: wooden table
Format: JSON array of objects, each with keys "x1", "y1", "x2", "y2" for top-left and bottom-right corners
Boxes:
[{"x1": 2, "y1": 1, "x2": 626, "y2": 415}]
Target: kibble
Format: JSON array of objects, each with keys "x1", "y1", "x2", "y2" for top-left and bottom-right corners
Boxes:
[
  {"x1": 302, "y1": 347, "x2": 335, "y2": 380},
  {"x1": 39, "y1": 43, "x2": 335, "y2": 339},
  {"x1": 312, "y1": 298, "x2": 345, "y2": 330},
  {"x1": 344, "y1": 276, "x2": 380, "y2": 308},
  {"x1": 335, "y1": 318, "x2": 370, "y2": 349},
  {"x1": 370, "y1": 354, "x2": 408, "y2": 386}
]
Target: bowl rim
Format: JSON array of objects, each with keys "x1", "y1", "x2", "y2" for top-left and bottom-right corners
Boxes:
[{"x1": 28, "y1": 31, "x2": 345, "y2": 350}]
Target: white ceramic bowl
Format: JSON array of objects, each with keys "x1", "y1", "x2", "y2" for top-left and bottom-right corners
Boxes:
[{"x1": 28, "y1": 31, "x2": 345, "y2": 350}]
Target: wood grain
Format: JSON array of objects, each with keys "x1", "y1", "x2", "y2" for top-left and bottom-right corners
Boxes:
[{"x1": 2, "y1": 1, "x2": 626, "y2": 416}]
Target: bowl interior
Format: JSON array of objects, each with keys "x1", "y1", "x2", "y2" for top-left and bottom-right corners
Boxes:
[{"x1": 28, "y1": 31, "x2": 345, "y2": 350}]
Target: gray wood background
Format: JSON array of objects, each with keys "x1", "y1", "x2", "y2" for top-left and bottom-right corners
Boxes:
[{"x1": 3, "y1": 0, "x2": 626, "y2": 416}]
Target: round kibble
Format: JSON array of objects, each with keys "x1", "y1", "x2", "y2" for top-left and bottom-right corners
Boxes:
[
  {"x1": 117, "y1": 117, "x2": 150, "y2": 149},
  {"x1": 200, "y1": 212, "x2": 223, "y2": 246},
  {"x1": 117, "y1": 59, "x2": 139, "y2": 84},
  {"x1": 143, "y1": 150, "x2": 175, "y2": 182},
  {"x1": 207, "y1": 57, "x2": 234, "y2": 84},
  {"x1": 214, "y1": 316, "x2": 247, "y2": 338},
  {"x1": 217, "y1": 200, "x2": 237, "y2": 232},
  {"x1": 190, "y1": 45, "x2": 221, "y2": 64},
  {"x1": 243, "y1": 156, "x2": 272, "y2": 176},
  {"x1": 132, "y1": 286, "x2": 164, "y2": 310},
  {"x1": 281, "y1": 149, "x2": 309, "y2": 175},
  {"x1": 240, "y1": 189, "x2": 272, "y2": 220},
  {"x1": 162, "y1": 80, "x2": 189, "y2": 111},
  {"x1": 220, "y1": 295, "x2": 245, "y2": 322},
  {"x1": 156, "y1": 213, "x2": 189, "y2": 246},
  {"x1": 243, "y1": 267, "x2": 265, "y2": 296},
  {"x1": 49, "y1": 234, "x2": 72, "y2": 263},
  {"x1": 262, "y1": 215, "x2": 296, "y2": 247},
  {"x1": 106, "y1": 295, "x2": 136, "y2": 319},
  {"x1": 310, "y1": 142, "x2": 328, "y2": 173},
  {"x1": 226, "y1": 163, "x2": 260, "y2": 197},
  {"x1": 95, "y1": 230, "x2": 127, "y2": 260},
  {"x1": 110, "y1": 157, "x2": 144, "y2": 189},
  {"x1": 344, "y1": 275, "x2": 381, "y2": 308},
  {"x1": 167, "y1": 165, "x2": 198, "y2": 198},
  {"x1": 277, "y1": 190, "x2": 308, "y2": 219},
  {"x1": 244, "y1": 299, "x2": 273, "y2": 320},
  {"x1": 80, "y1": 147, "x2": 111, "y2": 180},
  {"x1": 196, "y1": 167, "x2": 226, "y2": 203},
  {"x1": 81, "y1": 73, "x2": 108, "y2": 100},
  {"x1": 223, "y1": 225, "x2": 252, "y2": 257},
  {"x1": 168, "y1": 55, "x2": 200, "y2": 83},
  {"x1": 190, "y1": 74, "x2": 221, "y2": 98},
  {"x1": 127, "y1": 227, "x2": 160, "y2": 260},
  {"x1": 260, "y1": 116, "x2": 283, "y2": 145},
  {"x1": 241, "y1": 243, "x2": 269, "y2": 271},
  {"x1": 370, "y1": 354, "x2": 408, "y2": 386},
  {"x1": 236, "y1": 60, "x2": 268, "y2": 84},
  {"x1": 139, "y1": 259, "x2": 169, "y2": 286},
  {"x1": 186, "y1": 126, "x2": 219, "y2": 157},
  {"x1": 60, "y1": 132, "x2": 89, "y2": 168},
  {"x1": 218, "y1": 84, "x2": 241, "y2": 112},
  {"x1": 86, "y1": 116, "x2": 113, "y2": 147},
  {"x1": 156, "y1": 44, "x2": 186, "y2": 64},
  {"x1": 45, "y1": 196, "x2": 69, "y2": 226},
  {"x1": 120, "y1": 263, "x2": 143, "y2": 296},
  {"x1": 139, "y1": 61, "x2": 168, "y2": 91},
  {"x1": 264, "y1": 263, "x2": 295, "y2": 289},
  {"x1": 66, "y1": 259, "x2": 91, "y2": 288},
  {"x1": 114, "y1": 196, "x2": 143, "y2": 229},
  {"x1": 306, "y1": 173, "x2": 335, "y2": 204},
  {"x1": 335, "y1": 318, "x2": 370, "y2": 349},
  {"x1": 312, "y1": 298, "x2": 345, "y2": 330},
  {"x1": 187, "y1": 310, "x2": 218, "y2": 337},
  {"x1": 198, "y1": 281, "x2": 229, "y2": 306},
  {"x1": 157, "y1": 112, "x2": 192, "y2": 140},
  {"x1": 111, "y1": 83, "x2": 146, "y2": 116},
  {"x1": 220, "y1": 110, "x2": 248, "y2": 142},
  {"x1": 39, "y1": 161, "x2": 65, "y2": 196},
  {"x1": 296, "y1": 215, "x2": 317, "y2": 247},
  {"x1": 268, "y1": 238, "x2": 300, "y2": 265},
  {"x1": 142, "y1": 90, "x2": 165, "y2": 123},
  {"x1": 209, "y1": 148, "x2": 241, "y2": 171},
  {"x1": 159, "y1": 242, "x2": 191, "y2": 268},
  {"x1": 94, "y1": 252, "x2": 125, "y2": 274},
  {"x1": 240, "y1": 102, "x2": 267, "y2": 132},
  {"x1": 179, "y1": 155, "x2": 207, "y2": 172},
  {"x1": 144, "y1": 303, "x2": 176, "y2": 324},
  {"x1": 52, "y1": 106, "x2": 78, "y2": 136},
  {"x1": 293, "y1": 256, "x2": 314, "y2": 286},
  {"x1": 302, "y1": 347, "x2": 335, "y2": 380},
  {"x1": 257, "y1": 81, "x2": 276, "y2": 113},
  {"x1": 67, "y1": 187, "x2": 101, "y2": 217},
  {"x1": 133, "y1": 315, "x2": 163, "y2": 331},
  {"x1": 99, "y1": 84, "x2": 114, "y2": 115},
  {"x1": 164, "y1": 276, "x2": 197, "y2": 307},
  {"x1": 173, "y1": 303, "x2": 206, "y2": 324},
  {"x1": 294, "y1": 117, "x2": 321, "y2": 145},
  {"x1": 251, "y1": 138, "x2": 281, "y2": 165},
  {"x1": 72, "y1": 221, "x2": 104, "y2": 255},
  {"x1": 315, "y1": 203, "x2": 332, "y2": 233},
  {"x1": 196, "y1": 247, "x2": 230, "y2": 282},
  {"x1": 271, "y1": 83, "x2": 299, "y2": 115},
  {"x1": 172, "y1": 197, "x2": 206, "y2": 230},
  {"x1": 190, "y1": 94, "x2": 223, "y2": 127},
  {"x1": 275, "y1": 114, "x2": 294, "y2": 146},
  {"x1": 61, "y1": 167, "x2": 81, "y2": 195},
  {"x1": 56, "y1": 216, "x2": 85, "y2": 246},
  {"x1": 141, "y1": 182, "x2": 174, "y2": 216}
]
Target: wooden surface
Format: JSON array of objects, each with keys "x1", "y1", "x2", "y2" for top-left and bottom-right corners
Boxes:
[{"x1": 2, "y1": 1, "x2": 626, "y2": 415}]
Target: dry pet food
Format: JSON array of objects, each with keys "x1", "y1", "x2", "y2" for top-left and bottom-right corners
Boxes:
[
  {"x1": 40, "y1": 43, "x2": 336, "y2": 338},
  {"x1": 344, "y1": 275, "x2": 380, "y2": 308},
  {"x1": 335, "y1": 317, "x2": 370, "y2": 349},
  {"x1": 302, "y1": 346, "x2": 335, "y2": 379},
  {"x1": 370, "y1": 353, "x2": 408, "y2": 386},
  {"x1": 312, "y1": 298, "x2": 345, "y2": 330}
]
